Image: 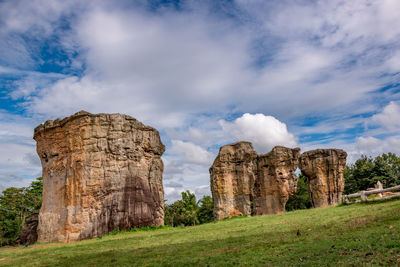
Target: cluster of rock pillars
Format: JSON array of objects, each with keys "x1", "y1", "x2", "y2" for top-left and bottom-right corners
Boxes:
[
  {"x1": 210, "y1": 142, "x2": 347, "y2": 220},
  {"x1": 19, "y1": 111, "x2": 347, "y2": 244}
]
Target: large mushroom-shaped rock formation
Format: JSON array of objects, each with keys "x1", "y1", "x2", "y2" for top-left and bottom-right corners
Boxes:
[
  {"x1": 34, "y1": 111, "x2": 165, "y2": 242},
  {"x1": 299, "y1": 149, "x2": 347, "y2": 208},
  {"x1": 209, "y1": 142, "x2": 258, "y2": 220},
  {"x1": 254, "y1": 146, "x2": 301, "y2": 215}
]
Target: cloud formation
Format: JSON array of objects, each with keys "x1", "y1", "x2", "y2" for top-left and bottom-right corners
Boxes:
[
  {"x1": 1, "y1": 0, "x2": 400, "y2": 202},
  {"x1": 220, "y1": 113, "x2": 297, "y2": 153},
  {"x1": 371, "y1": 101, "x2": 400, "y2": 130}
]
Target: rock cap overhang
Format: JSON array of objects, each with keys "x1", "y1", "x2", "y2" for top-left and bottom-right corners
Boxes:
[{"x1": 34, "y1": 111, "x2": 159, "y2": 137}]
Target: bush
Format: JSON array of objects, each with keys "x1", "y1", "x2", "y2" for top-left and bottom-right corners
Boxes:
[
  {"x1": 0, "y1": 177, "x2": 42, "y2": 246},
  {"x1": 164, "y1": 191, "x2": 214, "y2": 226}
]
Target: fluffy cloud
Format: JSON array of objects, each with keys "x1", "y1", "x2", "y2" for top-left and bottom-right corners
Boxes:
[
  {"x1": 26, "y1": 7, "x2": 251, "y2": 128},
  {"x1": 0, "y1": 111, "x2": 41, "y2": 191},
  {"x1": 356, "y1": 136, "x2": 400, "y2": 156},
  {"x1": 162, "y1": 140, "x2": 214, "y2": 202},
  {"x1": 220, "y1": 113, "x2": 297, "y2": 153},
  {"x1": 2, "y1": 0, "x2": 400, "y2": 202},
  {"x1": 371, "y1": 101, "x2": 400, "y2": 130},
  {"x1": 169, "y1": 140, "x2": 214, "y2": 165},
  {"x1": 18, "y1": 0, "x2": 400, "y2": 125}
]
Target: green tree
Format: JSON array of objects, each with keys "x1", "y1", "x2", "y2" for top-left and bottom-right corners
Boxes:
[
  {"x1": 164, "y1": 200, "x2": 185, "y2": 227},
  {"x1": 344, "y1": 153, "x2": 400, "y2": 194},
  {"x1": 180, "y1": 191, "x2": 199, "y2": 226},
  {"x1": 0, "y1": 177, "x2": 42, "y2": 246},
  {"x1": 164, "y1": 191, "x2": 209, "y2": 227},
  {"x1": 286, "y1": 174, "x2": 311, "y2": 211},
  {"x1": 197, "y1": 196, "x2": 213, "y2": 224}
]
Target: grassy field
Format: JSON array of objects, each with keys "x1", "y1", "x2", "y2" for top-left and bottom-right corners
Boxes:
[{"x1": 1, "y1": 199, "x2": 399, "y2": 266}]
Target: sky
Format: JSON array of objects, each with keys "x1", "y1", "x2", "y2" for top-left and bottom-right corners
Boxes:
[{"x1": 1, "y1": 0, "x2": 400, "y2": 202}]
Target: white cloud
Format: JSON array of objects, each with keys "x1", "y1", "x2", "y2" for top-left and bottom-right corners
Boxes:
[
  {"x1": 163, "y1": 187, "x2": 183, "y2": 203},
  {"x1": 371, "y1": 101, "x2": 400, "y2": 130},
  {"x1": 24, "y1": 0, "x2": 400, "y2": 125},
  {"x1": 386, "y1": 51, "x2": 400, "y2": 73},
  {"x1": 0, "y1": 110, "x2": 42, "y2": 192},
  {"x1": 194, "y1": 185, "x2": 210, "y2": 199},
  {"x1": 24, "y1": 7, "x2": 252, "y2": 128},
  {"x1": 220, "y1": 113, "x2": 297, "y2": 153},
  {"x1": 2, "y1": 0, "x2": 400, "y2": 201},
  {"x1": 168, "y1": 140, "x2": 213, "y2": 165},
  {"x1": 162, "y1": 140, "x2": 214, "y2": 202},
  {"x1": 169, "y1": 140, "x2": 214, "y2": 165},
  {"x1": 355, "y1": 136, "x2": 400, "y2": 157}
]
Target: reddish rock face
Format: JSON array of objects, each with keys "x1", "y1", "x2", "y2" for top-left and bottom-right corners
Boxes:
[
  {"x1": 254, "y1": 147, "x2": 301, "y2": 215},
  {"x1": 210, "y1": 143, "x2": 300, "y2": 220},
  {"x1": 299, "y1": 149, "x2": 347, "y2": 208},
  {"x1": 34, "y1": 111, "x2": 165, "y2": 242},
  {"x1": 209, "y1": 142, "x2": 257, "y2": 220}
]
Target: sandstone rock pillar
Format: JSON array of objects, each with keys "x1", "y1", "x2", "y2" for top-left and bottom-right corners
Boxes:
[
  {"x1": 34, "y1": 111, "x2": 165, "y2": 242},
  {"x1": 209, "y1": 142, "x2": 257, "y2": 220},
  {"x1": 299, "y1": 149, "x2": 347, "y2": 208},
  {"x1": 254, "y1": 147, "x2": 301, "y2": 215},
  {"x1": 210, "y1": 143, "x2": 301, "y2": 220}
]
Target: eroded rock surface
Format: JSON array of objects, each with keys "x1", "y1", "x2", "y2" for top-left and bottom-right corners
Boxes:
[
  {"x1": 209, "y1": 142, "x2": 257, "y2": 220},
  {"x1": 16, "y1": 213, "x2": 38, "y2": 245},
  {"x1": 300, "y1": 149, "x2": 347, "y2": 208},
  {"x1": 210, "y1": 143, "x2": 300, "y2": 220},
  {"x1": 254, "y1": 146, "x2": 301, "y2": 215},
  {"x1": 34, "y1": 111, "x2": 165, "y2": 242}
]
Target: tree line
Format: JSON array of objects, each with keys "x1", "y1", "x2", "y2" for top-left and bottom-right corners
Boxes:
[
  {"x1": 1, "y1": 152, "x2": 400, "y2": 246},
  {"x1": 344, "y1": 153, "x2": 400, "y2": 194}
]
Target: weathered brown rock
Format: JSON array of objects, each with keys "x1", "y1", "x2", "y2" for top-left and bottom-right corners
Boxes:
[
  {"x1": 254, "y1": 146, "x2": 301, "y2": 215},
  {"x1": 299, "y1": 149, "x2": 347, "y2": 208},
  {"x1": 34, "y1": 111, "x2": 165, "y2": 242},
  {"x1": 209, "y1": 142, "x2": 257, "y2": 220},
  {"x1": 210, "y1": 143, "x2": 300, "y2": 220},
  {"x1": 15, "y1": 213, "x2": 38, "y2": 245}
]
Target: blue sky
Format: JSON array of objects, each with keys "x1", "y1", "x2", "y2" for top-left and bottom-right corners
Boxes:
[{"x1": 1, "y1": 0, "x2": 400, "y2": 201}]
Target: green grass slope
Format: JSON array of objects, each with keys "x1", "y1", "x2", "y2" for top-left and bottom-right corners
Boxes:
[{"x1": 1, "y1": 199, "x2": 399, "y2": 266}]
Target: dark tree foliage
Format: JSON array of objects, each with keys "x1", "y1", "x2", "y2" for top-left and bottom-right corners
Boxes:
[
  {"x1": 197, "y1": 196, "x2": 214, "y2": 224},
  {"x1": 0, "y1": 177, "x2": 42, "y2": 246},
  {"x1": 164, "y1": 199, "x2": 185, "y2": 227},
  {"x1": 344, "y1": 153, "x2": 400, "y2": 194},
  {"x1": 164, "y1": 191, "x2": 214, "y2": 227},
  {"x1": 286, "y1": 174, "x2": 312, "y2": 211}
]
